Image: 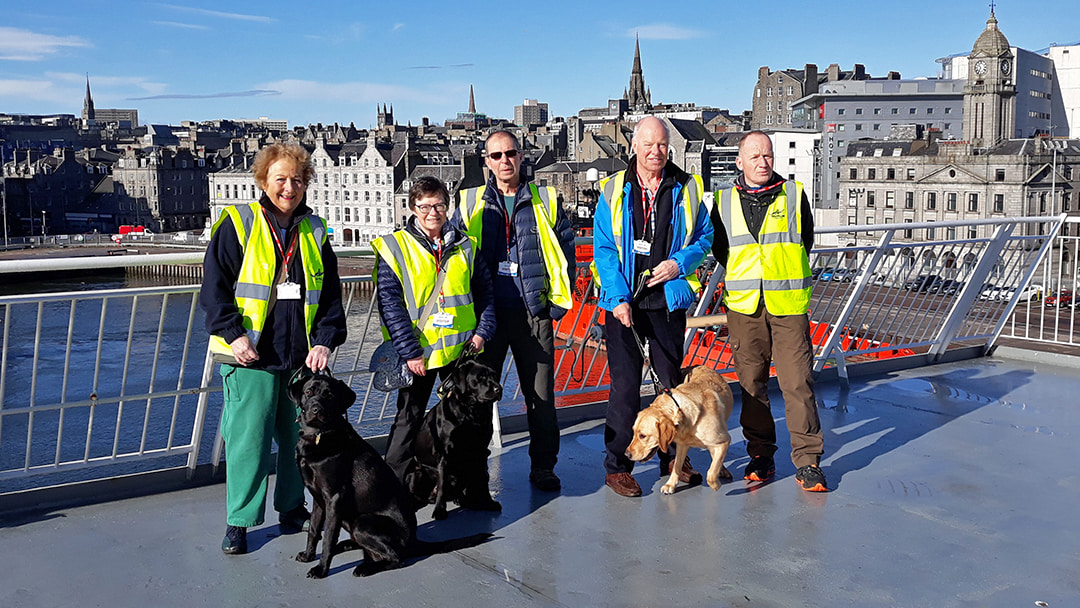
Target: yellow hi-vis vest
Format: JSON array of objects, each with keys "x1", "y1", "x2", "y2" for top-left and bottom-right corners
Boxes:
[
  {"x1": 372, "y1": 231, "x2": 478, "y2": 370},
  {"x1": 455, "y1": 183, "x2": 573, "y2": 310},
  {"x1": 208, "y1": 202, "x2": 328, "y2": 357},
  {"x1": 718, "y1": 181, "x2": 812, "y2": 316},
  {"x1": 591, "y1": 170, "x2": 705, "y2": 294}
]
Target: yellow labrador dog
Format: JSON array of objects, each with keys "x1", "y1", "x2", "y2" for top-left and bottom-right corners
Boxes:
[{"x1": 626, "y1": 366, "x2": 734, "y2": 494}]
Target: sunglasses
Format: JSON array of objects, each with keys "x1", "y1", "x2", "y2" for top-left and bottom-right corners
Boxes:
[{"x1": 487, "y1": 149, "x2": 519, "y2": 161}]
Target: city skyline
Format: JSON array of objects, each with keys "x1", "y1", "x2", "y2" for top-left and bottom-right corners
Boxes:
[{"x1": 2, "y1": 1, "x2": 1078, "y2": 128}]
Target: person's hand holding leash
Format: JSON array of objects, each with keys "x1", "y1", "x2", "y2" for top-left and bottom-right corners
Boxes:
[
  {"x1": 613, "y1": 302, "x2": 632, "y2": 327},
  {"x1": 646, "y1": 259, "x2": 680, "y2": 287}
]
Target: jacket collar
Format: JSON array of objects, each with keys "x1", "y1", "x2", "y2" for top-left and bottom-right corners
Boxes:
[
  {"x1": 734, "y1": 172, "x2": 785, "y2": 196},
  {"x1": 405, "y1": 215, "x2": 464, "y2": 251},
  {"x1": 483, "y1": 173, "x2": 531, "y2": 208},
  {"x1": 258, "y1": 193, "x2": 313, "y2": 231}
]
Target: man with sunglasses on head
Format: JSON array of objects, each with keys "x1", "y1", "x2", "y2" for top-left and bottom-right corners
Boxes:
[
  {"x1": 451, "y1": 130, "x2": 576, "y2": 492},
  {"x1": 592, "y1": 116, "x2": 713, "y2": 497}
]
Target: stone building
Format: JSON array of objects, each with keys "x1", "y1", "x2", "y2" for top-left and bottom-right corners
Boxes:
[{"x1": 112, "y1": 147, "x2": 208, "y2": 232}]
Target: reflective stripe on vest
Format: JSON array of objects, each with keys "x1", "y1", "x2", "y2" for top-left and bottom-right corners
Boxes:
[
  {"x1": 372, "y1": 231, "x2": 478, "y2": 370},
  {"x1": 591, "y1": 171, "x2": 704, "y2": 294},
  {"x1": 719, "y1": 181, "x2": 812, "y2": 316},
  {"x1": 209, "y1": 202, "x2": 327, "y2": 356},
  {"x1": 456, "y1": 183, "x2": 572, "y2": 310}
]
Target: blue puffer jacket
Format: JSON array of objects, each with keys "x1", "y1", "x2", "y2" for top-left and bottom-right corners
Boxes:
[
  {"x1": 452, "y1": 175, "x2": 577, "y2": 320},
  {"x1": 375, "y1": 217, "x2": 496, "y2": 361}
]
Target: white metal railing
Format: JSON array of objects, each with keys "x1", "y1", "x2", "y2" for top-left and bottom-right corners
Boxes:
[
  {"x1": 1000, "y1": 217, "x2": 1080, "y2": 345},
  {"x1": 0, "y1": 217, "x2": 1066, "y2": 498}
]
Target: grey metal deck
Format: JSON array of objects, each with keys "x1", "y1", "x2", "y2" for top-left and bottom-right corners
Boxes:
[{"x1": 2, "y1": 352, "x2": 1079, "y2": 608}]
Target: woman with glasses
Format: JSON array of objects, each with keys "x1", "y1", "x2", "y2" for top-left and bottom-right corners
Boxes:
[{"x1": 373, "y1": 175, "x2": 496, "y2": 490}]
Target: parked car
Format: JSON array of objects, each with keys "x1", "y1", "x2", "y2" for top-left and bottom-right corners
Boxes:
[
  {"x1": 904, "y1": 274, "x2": 942, "y2": 292},
  {"x1": 1045, "y1": 289, "x2": 1075, "y2": 308},
  {"x1": 831, "y1": 268, "x2": 858, "y2": 283},
  {"x1": 931, "y1": 279, "x2": 965, "y2": 296},
  {"x1": 817, "y1": 267, "x2": 837, "y2": 282},
  {"x1": 992, "y1": 284, "x2": 1043, "y2": 302}
]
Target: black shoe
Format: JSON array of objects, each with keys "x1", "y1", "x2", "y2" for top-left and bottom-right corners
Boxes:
[
  {"x1": 744, "y1": 455, "x2": 775, "y2": 482},
  {"x1": 279, "y1": 505, "x2": 310, "y2": 533},
  {"x1": 795, "y1": 465, "x2": 828, "y2": 492},
  {"x1": 529, "y1": 468, "x2": 561, "y2": 492},
  {"x1": 222, "y1": 525, "x2": 247, "y2": 555}
]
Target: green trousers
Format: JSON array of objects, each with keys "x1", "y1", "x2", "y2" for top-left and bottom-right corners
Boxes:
[{"x1": 220, "y1": 365, "x2": 306, "y2": 527}]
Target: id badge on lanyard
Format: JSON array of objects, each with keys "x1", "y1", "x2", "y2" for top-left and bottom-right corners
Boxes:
[
  {"x1": 264, "y1": 210, "x2": 301, "y2": 299},
  {"x1": 498, "y1": 198, "x2": 518, "y2": 276}
]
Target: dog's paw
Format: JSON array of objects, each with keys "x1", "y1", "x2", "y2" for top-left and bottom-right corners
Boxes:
[
  {"x1": 432, "y1": 506, "x2": 448, "y2": 520},
  {"x1": 353, "y1": 562, "x2": 382, "y2": 577},
  {"x1": 719, "y1": 465, "x2": 733, "y2": 480},
  {"x1": 707, "y1": 476, "x2": 721, "y2": 491},
  {"x1": 306, "y1": 566, "x2": 327, "y2": 579},
  {"x1": 661, "y1": 482, "x2": 677, "y2": 495},
  {"x1": 295, "y1": 551, "x2": 316, "y2": 563}
]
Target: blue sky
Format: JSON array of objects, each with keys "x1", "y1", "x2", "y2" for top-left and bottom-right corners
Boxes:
[{"x1": 1, "y1": 1, "x2": 1077, "y2": 129}]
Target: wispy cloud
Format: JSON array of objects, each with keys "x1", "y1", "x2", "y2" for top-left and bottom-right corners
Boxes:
[
  {"x1": 128, "y1": 89, "x2": 281, "y2": 101},
  {"x1": 259, "y1": 79, "x2": 451, "y2": 104},
  {"x1": 0, "y1": 78, "x2": 71, "y2": 103},
  {"x1": 48, "y1": 72, "x2": 167, "y2": 95},
  {"x1": 0, "y1": 27, "x2": 90, "y2": 61},
  {"x1": 407, "y1": 63, "x2": 474, "y2": 70},
  {"x1": 392, "y1": 23, "x2": 405, "y2": 32},
  {"x1": 629, "y1": 23, "x2": 705, "y2": 40},
  {"x1": 153, "y1": 21, "x2": 210, "y2": 31},
  {"x1": 157, "y1": 4, "x2": 274, "y2": 24}
]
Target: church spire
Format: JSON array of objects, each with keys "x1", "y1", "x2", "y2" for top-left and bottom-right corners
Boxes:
[
  {"x1": 82, "y1": 74, "x2": 95, "y2": 123},
  {"x1": 625, "y1": 34, "x2": 651, "y2": 112}
]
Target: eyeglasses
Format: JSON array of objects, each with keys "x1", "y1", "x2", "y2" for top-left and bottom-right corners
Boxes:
[
  {"x1": 487, "y1": 149, "x2": 519, "y2": 161},
  {"x1": 415, "y1": 203, "x2": 448, "y2": 214}
]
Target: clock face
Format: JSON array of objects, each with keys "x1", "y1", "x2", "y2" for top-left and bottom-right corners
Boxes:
[
  {"x1": 1000, "y1": 59, "x2": 1012, "y2": 76},
  {"x1": 974, "y1": 60, "x2": 988, "y2": 76}
]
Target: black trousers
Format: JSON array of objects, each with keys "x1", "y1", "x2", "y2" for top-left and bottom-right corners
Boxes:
[
  {"x1": 603, "y1": 307, "x2": 686, "y2": 474},
  {"x1": 384, "y1": 366, "x2": 452, "y2": 482},
  {"x1": 479, "y1": 307, "x2": 559, "y2": 472}
]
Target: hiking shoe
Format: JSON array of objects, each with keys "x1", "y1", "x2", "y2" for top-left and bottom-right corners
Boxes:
[
  {"x1": 222, "y1": 525, "x2": 247, "y2": 555},
  {"x1": 278, "y1": 505, "x2": 311, "y2": 533},
  {"x1": 795, "y1": 465, "x2": 828, "y2": 492},
  {"x1": 659, "y1": 458, "x2": 704, "y2": 486},
  {"x1": 529, "y1": 468, "x2": 562, "y2": 492},
  {"x1": 744, "y1": 455, "x2": 775, "y2": 482}
]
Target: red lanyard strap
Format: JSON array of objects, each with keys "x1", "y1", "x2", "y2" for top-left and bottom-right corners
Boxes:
[{"x1": 262, "y1": 208, "x2": 299, "y2": 269}]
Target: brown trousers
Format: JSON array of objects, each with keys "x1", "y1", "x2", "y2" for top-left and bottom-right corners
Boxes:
[{"x1": 727, "y1": 302, "x2": 823, "y2": 468}]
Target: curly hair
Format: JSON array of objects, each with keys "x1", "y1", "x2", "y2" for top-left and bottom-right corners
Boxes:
[{"x1": 252, "y1": 143, "x2": 316, "y2": 190}]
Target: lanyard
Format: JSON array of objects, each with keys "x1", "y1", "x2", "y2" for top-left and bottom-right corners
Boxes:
[
  {"x1": 432, "y1": 234, "x2": 446, "y2": 309},
  {"x1": 636, "y1": 171, "x2": 662, "y2": 240},
  {"x1": 498, "y1": 192, "x2": 514, "y2": 259},
  {"x1": 261, "y1": 208, "x2": 298, "y2": 271}
]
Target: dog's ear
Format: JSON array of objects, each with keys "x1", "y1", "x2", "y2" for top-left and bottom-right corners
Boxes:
[
  {"x1": 332, "y1": 378, "x2": 357, "y2": 413},
  {"x1": 657, "y1": 416, "x2": 677, "y2": 452},
  {"x1": 288, "y1": 373, "x2": 309, "y2": 406}
]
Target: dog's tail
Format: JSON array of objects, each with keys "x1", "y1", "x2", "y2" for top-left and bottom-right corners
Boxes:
[{"x1": 412, "y1": 533, "x2": 493, "y2": 556}]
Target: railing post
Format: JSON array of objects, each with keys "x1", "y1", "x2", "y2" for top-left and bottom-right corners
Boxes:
[{"x1": 186, "y1": 347, "x2": 216, "y2": 480}]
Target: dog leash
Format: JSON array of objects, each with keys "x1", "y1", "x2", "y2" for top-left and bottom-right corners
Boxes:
[{"x1": 627, "y1": 270, "x2": 683, "y2": 412}]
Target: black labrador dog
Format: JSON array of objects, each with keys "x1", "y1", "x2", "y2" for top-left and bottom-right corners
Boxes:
[
  {"x1": 291, "y1": 372, "x2": 490, "y2": 578},
  {"x1": 403, "y1": 359, "x2": 503, "y2": 520}
]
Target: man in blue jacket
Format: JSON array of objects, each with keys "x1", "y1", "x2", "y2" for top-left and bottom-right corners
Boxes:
[
  {"x1": 592, "y1": 116, "x2": 714, "y2": 497},
  {"x1": 452, "y1": 130, "x2": 576, "y2": 492}
]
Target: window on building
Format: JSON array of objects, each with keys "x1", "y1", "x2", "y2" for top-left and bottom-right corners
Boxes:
[
  {"x1": 873, "y1": 108, "x2": 881, "y2": 115},
  {"x1": 927, "y1": 222, "x2": 936, "y2": 240},
  {"x1": 927, "y1": 108, "x2": 934, "y2": 115},
  {"x1": 1039, "y1": 192, "x2": 1047, "y2": 214},
  {"x1": 838, "y1": 124, "x2": 845, "y2": 131},
  {"x1": 968, "y1": 227, "x2": 978, "y2": 239},
  {"x1": 994, "y1": 193, "x2": 1004, "y2": 213},
  {"x1": 947, "y1": 192, "x2": 957, "y2": 211},
  {"x1": 906, "y1": 168, "x2": 915, "y2": 180},
  {"x1": 904, "y1": 220, "x2": 913, "y2": 239},
  {"x1": 767, "y1": 87, "x2": 772, "y2": 97},
  {"x1": 886, "y1": 168, "x2": 895, "y2": 180},
  {"x1": 1063, "y1": 192, "x2": 1072, "y2": 212},
  {"x1": 944, "y1": 107, "x2": 952, "y2": 114},
  {"x1": 891, "y1": 108, "x2": 899, "y2": 115},
  {"x1": 855, "y1": 108, "x2": 863, "y2": 115},
  {"x1": 867, "y1": 191, "x2": 876, "y2": 207},
  {"x1": 837, "y1": 108, "x2": 845, "y2": 115},
  {"x1": 905, "y1": 192, "x2": 914, "y2": 209},
  {"x1": 947, "y1": 227, "x2": 956, "y2": 240},
  {"x1": 968, "y1": 193, "x2": 978, "y2": 212},
  {"x1": 909, "y1": 108, "x2": 917, "y2": 115},
  {"x1": 789, "y1": 158, "x2": 796, "y2": 165},
  {"x1": 886, "y1": 191, "x2": 895, "y2": 208},
  {"x1": 849, "y1": 190, "x2": 859, "y2": 206},
  {"x1": 927, "y1": 192, "x2": 937, "y2": 210},
  {"x1": 344, "y1": 207, "x2": 351, "y2": 222},
  {"x1": 1064, "y1": 166, "x2": 1073, "y2": 180},
  {"x1": 873, "y1": 124, "x2": 880, "y2": 131},
  {"x1": 995, "y1": 169, "x2": 1005, "y2": 181},
  {"x1": 855, "y1": 124, "x2": 863, "y2": 131},
  {"x1": 868, "y1": 168, "x2": 877, "y2": 179},
  {"x1": 789, "y1": 141, "x2": 796, "y2": 148},
  {"x1": 850, "y1": 168, "x2": 858, "y2": 180}
]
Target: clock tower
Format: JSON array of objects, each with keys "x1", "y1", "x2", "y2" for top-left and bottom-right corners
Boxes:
[{"x1": 962, "y1": 8, "x2": 1016, "y2": 147}]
